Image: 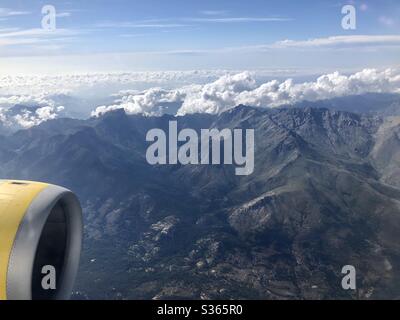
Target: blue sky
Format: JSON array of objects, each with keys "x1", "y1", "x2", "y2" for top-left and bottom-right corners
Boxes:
[{"x1": 0, "y1": 0, "x2": 399, "y2": 74}]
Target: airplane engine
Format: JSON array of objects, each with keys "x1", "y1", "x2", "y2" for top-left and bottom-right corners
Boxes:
[{"x1": 0, "y1": 180, "x2": 82, "y2": 300}]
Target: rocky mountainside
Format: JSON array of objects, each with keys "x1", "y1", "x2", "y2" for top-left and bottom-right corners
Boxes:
[
  {"x1": 1, "y1": 106, "x2": 400, "y2": 299},
  {"x1": 288, "y1": 93, "x2": 400, "y2": 116},
  {"x1": 370, "y1": 117, "x2": 400, "y2": 188}
]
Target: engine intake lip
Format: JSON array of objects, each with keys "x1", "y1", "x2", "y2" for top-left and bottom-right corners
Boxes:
[{"x1": 6, "y1": 184, "x2": 83, "y2": 300}]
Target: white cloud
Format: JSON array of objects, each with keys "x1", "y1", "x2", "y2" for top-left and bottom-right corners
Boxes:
[
  {"x1": 178, "y1": 68, "x2": 400, "y2": 115},
  {"x1": 272, "y1": 35, "x2": 400, "y2": 49},
  {"x1": 148, "y1": 35, "x2": 400, "y2": 54},
  {"x1": 0, "y1": 28, "x2": 79, "y2": 38},
  {"x1": 0, "y1": 105, "x2": 64, "y2": 129},
  {"x1": 200, "y1": 10, "x2": 228, "y2": 16},
  {"x1": 0, "y1": 70, "x2": 233, "y2": 96},
  {"x1": 0, "y1": 27, "x2": 83, "y2": 51},
  {"x1": 92, "y1": 88, "x2": 184, "y2": 117},
  {"x1": 96, "y1": 15, "x2": 291, "y2": 29},
  {"x1": 95, "y1": 21, "x2": 190, "y2": 28},
  {"x1": 56, "y1": 12, "x2": 72, "y2": 18},
  {"x1": 0, "y1": 8, "x2": 30, "y2": 17},
  {"x1": 177, "y1": 72, "x2": 257, "y2": 114},
  {"x1": 91, "y1": 68, "x2": 400, "y2": 117},
  {"x1": 36, "y1": 105, "x2": 65, "y2": 121},
  {"x1": 185, "y1": 17, "x2": 292, "y2": 23},
  {"x1": 12, "y1": 106, "x2": 64, "y2": 128},
  {"x1": 0, "y1": 81, "x2": 69, "y2": 129}
]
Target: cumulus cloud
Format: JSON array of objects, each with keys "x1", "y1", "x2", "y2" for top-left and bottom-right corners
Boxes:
[
  {"x1": 91, "y1": 68, "x2": 400, "y2": 117},
  {"x1": 12, "y1": 106, "x2": 64, "y2": 128},
  {"x1": 178, "y1": 72, "x2": 257, "y2": 114},
  {"x1": 0, "y1": 105, "x2": 64, "y2": 129},
  {"x1": 92, "y1": 73, "x2": 256, "y2": 117},
  {"x1": 0, "y1": 90, "x2": 68, "y2": 128},
  {"x1": 179, "y1": 68, "x2": 400, "y2": 115},
  {"x1": 92, "y1": 88, "x2": 185, "y2": 117}
]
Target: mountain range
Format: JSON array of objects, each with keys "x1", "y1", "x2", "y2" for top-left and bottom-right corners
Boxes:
[{"x1": 1, "y1": 98, "x2": 400, "y2": 299}]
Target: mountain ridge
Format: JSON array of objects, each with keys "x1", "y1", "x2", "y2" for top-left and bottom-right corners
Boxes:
[{"x1": 1, "y1": 105, "x2": 400, "y2": 299}]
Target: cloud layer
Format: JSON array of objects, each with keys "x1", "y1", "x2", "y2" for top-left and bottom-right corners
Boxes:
[
  {"x1": 1, "y1": 68, "x2": 400, "y2": 130},
  {"x1": 0, "y1": 70, "x2": 231, "y2": 129},
  {"x1": 92, "y1": 68, "x2": 400, "y2": 117}
]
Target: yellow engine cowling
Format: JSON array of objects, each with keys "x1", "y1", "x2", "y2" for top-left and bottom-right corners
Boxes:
[{"x1": 0, "y1": 180, "x2": 82, "y2": 300}]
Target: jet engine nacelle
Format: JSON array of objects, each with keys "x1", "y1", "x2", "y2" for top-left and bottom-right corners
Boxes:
[{"x1": 0, "y1": 180, "x2": 82, "y2": 300}]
